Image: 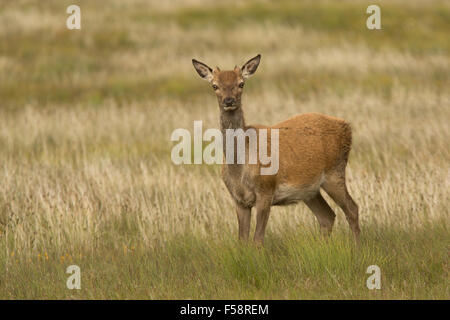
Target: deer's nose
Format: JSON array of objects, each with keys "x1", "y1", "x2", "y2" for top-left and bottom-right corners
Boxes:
[{"x1": 223, "y1": 97, "x2": 235, "y2": 106}]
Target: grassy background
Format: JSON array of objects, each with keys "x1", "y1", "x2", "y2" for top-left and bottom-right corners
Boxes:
[{"x1": 0, "y1": 0, "x2": 449, "y2": 299}]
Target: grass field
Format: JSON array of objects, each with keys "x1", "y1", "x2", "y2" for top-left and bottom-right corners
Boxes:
[{"x1": 0, "y1": 0, "x2": 449, "y2": 299}]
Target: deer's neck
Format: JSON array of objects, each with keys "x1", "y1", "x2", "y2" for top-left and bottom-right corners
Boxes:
[
  {"x1": 220, "y1": 108, "x2": 245, "y2": 134},
  {"x1": 220, "y1": 108, "x2": 246, "y2": 171}
]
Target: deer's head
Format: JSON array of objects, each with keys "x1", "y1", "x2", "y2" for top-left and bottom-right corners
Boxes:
[{"x1": 192, "y1": 55, "x2": 261, "y2": 112}]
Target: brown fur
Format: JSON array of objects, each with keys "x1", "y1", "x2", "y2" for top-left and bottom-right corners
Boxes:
[{"x1": 193, "y1": 55, "x2": 360, "y2": 245}]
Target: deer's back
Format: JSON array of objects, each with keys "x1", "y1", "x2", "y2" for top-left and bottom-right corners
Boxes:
[
  {"x1": 249, "y1": 113, "x2": 351, "y2": 188},
  {"x1": 272, "y1": 112, "x2": 351, "y2": 184}
]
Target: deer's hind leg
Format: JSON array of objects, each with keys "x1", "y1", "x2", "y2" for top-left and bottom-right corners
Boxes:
[
  {"x1": 304, "y1": 192, "x2": 336, "y2": 237},
  {"x1": 322, "y1": 167, "x2": 360, "y2": 241}
]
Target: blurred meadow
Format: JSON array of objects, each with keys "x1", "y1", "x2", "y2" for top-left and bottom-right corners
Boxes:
[{"x1": 0, "y1": 0, "x2": 449, "y2": 299}]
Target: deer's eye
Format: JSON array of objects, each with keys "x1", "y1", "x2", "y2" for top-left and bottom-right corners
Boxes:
[
  {"x1": 212, "y1": 85, "x2": 219, "y2": 90},
  {"x1": 238, "y1": 82, "x2": 244, "y2": 88}
]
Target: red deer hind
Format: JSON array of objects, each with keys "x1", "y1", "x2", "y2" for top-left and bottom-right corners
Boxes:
[{"x1": 192, "y1": 54, "x2": 360, "y2": 245}]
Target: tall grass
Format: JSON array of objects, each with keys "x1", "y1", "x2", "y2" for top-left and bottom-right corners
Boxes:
[{"x1": 0, "y1": 0, "x2": 448, "y2": 299}]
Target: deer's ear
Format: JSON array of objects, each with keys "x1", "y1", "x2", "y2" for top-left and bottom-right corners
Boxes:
[
  {"x1": 192, "y1": 59, "x2": 214, "y2": 82},
  {"x1": 241, "y1": 54, "x2": 261, "y2": 79}
]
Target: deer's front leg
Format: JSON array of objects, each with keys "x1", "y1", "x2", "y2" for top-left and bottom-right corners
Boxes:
[
  {"x1": 236, "y1": 204, "x2": 251, "y2": 241},
  {"x1": 253, "y1": 198, "x2": 272, "y2": 246}
]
